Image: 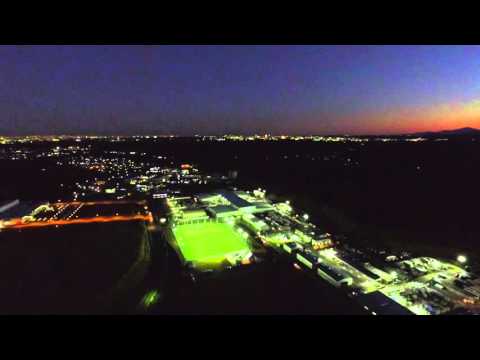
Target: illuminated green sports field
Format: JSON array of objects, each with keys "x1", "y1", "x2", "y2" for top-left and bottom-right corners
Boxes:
[{"x1": 173, "y1": 222, "x2": 251, "y2": 265}]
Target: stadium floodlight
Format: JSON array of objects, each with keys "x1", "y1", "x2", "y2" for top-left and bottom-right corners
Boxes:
[{"x1": 457, "y1": 255, "x2": 467, "y2": 264}]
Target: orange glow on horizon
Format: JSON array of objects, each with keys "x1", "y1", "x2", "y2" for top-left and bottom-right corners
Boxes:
[{"x1": 326, "y1": 98, "x2": 480, "y2": 135}]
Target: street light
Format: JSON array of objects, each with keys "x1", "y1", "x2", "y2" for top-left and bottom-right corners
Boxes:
[{"x1": 457, "y1": 255, "x2": 467, "y2": 264}]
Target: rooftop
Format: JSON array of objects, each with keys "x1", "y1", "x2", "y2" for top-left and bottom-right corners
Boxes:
[
  {"x1": 207, "y1": 205, "x2": 239, "y2": 215},
  {"x1": 217, "y1": 190, "x2": 252, "y2": 208},
  {"x1": 359, "y1": 291, "x2": 414, "y2": 315}
]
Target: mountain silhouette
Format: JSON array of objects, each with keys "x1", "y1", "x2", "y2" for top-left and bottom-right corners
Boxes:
[{"x1": 412, "y1": 127, "x2": 480, "y2": 137}]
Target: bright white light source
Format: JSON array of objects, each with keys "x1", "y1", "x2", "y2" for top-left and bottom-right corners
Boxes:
[
  {"x1": 303, "y1": 213, "x2": 309, "y2": 221},
  {"x1": 457, "y1": 255, "x2": 467, "y2": 264}
]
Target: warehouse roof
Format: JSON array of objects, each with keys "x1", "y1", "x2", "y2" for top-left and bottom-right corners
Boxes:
[
  {"x1": 216, "y1": 190, "x2": 252, "y2": 208},
  {"x1": 359, "y1": 291, "x2": 414, "y2": 315}
]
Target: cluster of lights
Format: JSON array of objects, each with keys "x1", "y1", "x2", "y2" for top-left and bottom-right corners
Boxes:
[
  {"x1": 190, "y1": 134, "x2": 432, "y2": 143},
  {"x1": 65, "y1": 203, "x2": 83, "y2": 220},
  {"x1": 51, "y1": 204, "x2": 69, "y2": 220}
]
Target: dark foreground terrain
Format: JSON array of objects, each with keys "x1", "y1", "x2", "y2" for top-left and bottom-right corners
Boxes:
[{"x1": 0, "y1": 222, "x2": 147, "y2": 314}]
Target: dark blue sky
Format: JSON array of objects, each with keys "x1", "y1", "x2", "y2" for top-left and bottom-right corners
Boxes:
[{"x1": 1, "y1": 45, "x2": 479, "y2": 135}]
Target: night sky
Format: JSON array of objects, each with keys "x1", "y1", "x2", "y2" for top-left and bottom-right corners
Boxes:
[{"x1": 1, "y1": 45, "x2": 479, "y2": 136}]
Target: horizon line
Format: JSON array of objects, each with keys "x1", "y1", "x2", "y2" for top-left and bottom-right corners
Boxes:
[{"x1": 1, "y1": 127, "x2": 479, "y2": 139}]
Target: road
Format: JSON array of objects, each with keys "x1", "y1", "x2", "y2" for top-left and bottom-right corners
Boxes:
[{"x1": 2, "y1": 214, "x2": 153, "y2": 230}]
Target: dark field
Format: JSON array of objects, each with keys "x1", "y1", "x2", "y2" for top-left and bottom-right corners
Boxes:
[
  {"x1": 0, "y1": 156, "x2": 91, "y2": 201},
  {"x1": 56, "y1": 202, "x2": 147, "y2": 218},
  {"x1": 0, "y1": 221, "x2": 148, "y2": 314}
]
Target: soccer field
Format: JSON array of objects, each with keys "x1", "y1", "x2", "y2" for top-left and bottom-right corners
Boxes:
[{"x1": 173, "y1": 222, "x2": 251, "y2": 265}]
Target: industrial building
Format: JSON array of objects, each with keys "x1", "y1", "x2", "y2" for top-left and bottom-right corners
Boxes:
[
  {"x1": 358, "y1": 291, "x2": 415, "y2": 315},
  {"x1": 206, "y1": 205, "x2": 239, "y2": 219},
  {"x1": 197, "y1": 189, "x2": 273, "y2": 216},
  {"x1": 317, "y1": 262, "x2": 353, "y2": 287},
  {"x1": 164, "y1": 188, "x2": 480, "y2": 315}
]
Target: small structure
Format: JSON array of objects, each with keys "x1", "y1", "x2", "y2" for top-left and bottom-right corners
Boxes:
[
  {"x1": 181, "y1": 209, "x2": 210, "y2": 223},
  {"x1": 315, "y1": 261, "x2": 352, "y2": 287},
  {"x1": 206, "y1": 205, "x2": 239, "y2": 219},
  {"x1": 241, "y1": 213, "x2": 269, "y2": 233}
]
